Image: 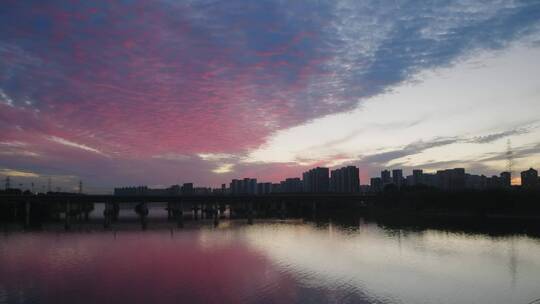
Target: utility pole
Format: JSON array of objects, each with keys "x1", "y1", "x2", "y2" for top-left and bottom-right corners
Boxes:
[
  {"x1": 79, "y1": 180, "x2": 83, "y2": 194},
  {"x1": 5, "y1": 176, "x2": 10, "y2": 190},
  {"x1": 47, "y1": 177, "x2": 52, "y2": 193}
]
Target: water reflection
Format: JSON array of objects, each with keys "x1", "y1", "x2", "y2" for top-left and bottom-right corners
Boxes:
[{"x1": 1, "y1": 219, "x2": 539, "y2": 304}]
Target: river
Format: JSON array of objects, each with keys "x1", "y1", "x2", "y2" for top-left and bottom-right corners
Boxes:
[{"x1": 1, "y1": 208, "x2": 539, "y2": 304}]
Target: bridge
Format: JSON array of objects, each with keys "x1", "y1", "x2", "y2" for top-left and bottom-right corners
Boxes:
[
  {"x1": 0, "y1": 192, "x2": 375, "y2": 203},
  {"x1": 0, "y1": 193, "x2": 375, "y2": 229}
]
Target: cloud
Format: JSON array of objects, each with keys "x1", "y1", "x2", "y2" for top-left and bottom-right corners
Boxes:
[
  {"x1": 48, "y1": 136, "x2": 107, "y2": 156},
  {"x1": 0, "y1": 141, "x2": 27, "y2": 147},
  {"x1": 212, "y1": 163, "x2": 234, "y2": 174},
  {"x1": 359, "y1": 137, "x2": 461, "y2": 165},
  {"x1": 468, "y1": 128, "x2": 530, "y2": 144},
  {"x1": 152, "y1": 153, "x2": 192, "y2": 162},
  {"x1": 0, "y1": 1, "x2": 538, "y2": 158},
  {"x1": 478, "y1": 142, "x2": 540, "y2": 162},
  {"x1": 198, "y1": 153, "x2": 238, "y2": 162},
  {"x1": 0, "y1": 168, "x2": 39, "y2": 178}
]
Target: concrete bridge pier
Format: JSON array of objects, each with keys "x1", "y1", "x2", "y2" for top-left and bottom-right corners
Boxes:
[
  {"x1": 213, "y1": 202, "x2": 219, "y2": 227},
  {"x1": 135, "y1": 202, "x2": 149, "y2": 230},
  {"x1": 64, "y1": 201, "x2": 71, "y2": 230},
  {"x1": 247, "y1": 201, "x2": 254, "y2": 225},
  {"x1": 280, "y1": 200, "x2": 286, "y2": 220},
  {"x1": 83, "y1": 203, "x2": 90, "y2": 222},
  {"x1": 104, "y1": 202, "x2": 114, "y2": 229},
  {"x1": 175, "y1": 201, "x2": 184, "y2": 228},
  {"x1": 228, "y1": 204, "x2": 234, "y2": 219},
  {"x1": 193, "y1": 204, "x2": 199, "y2": 220},
  {"x1": 112, "y1": 202, "x2": 120, "y2": 222},
  {"x1": 24, "y1": 201, "x2": 31, "y2": 228},
  {"x1": 167, "y1": 202, "x2": 173, "y2": 220},
  {"x1": 219, "y1": 203, "x2": 226, "y2": 218}
]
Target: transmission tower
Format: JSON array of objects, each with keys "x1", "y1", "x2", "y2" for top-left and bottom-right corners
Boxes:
[{"x1": 506, "y1": 139, "x2": 513, "y2": 175}]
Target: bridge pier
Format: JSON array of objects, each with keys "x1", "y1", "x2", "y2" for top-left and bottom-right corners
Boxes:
[
  {"x1": 228, "y1": 203, "x2": 234, "y2": 219},
  {"x1": 247, "y1": 201, "x2": 254, "y2": 225},
  {"x1": 64, "y1": 201, "x2": 71, "y2": 230},
  {"x1": 112, "y1": 202, "x2": 120, "y2": 222},
  {"x1": 24, "y1": 201, "x2": 30, "y2": 228},
  {"x1": 213, "y1": 202, "x2": 219, "y2": 227},
  {"x1": 135, "y1": 202, "x2": 149, "y2": 230},
  {"x1": 280, "y1": 200, "x2": 286, "y2": 219},
  {"x1": 167, "y1": 202, "x2": 173, "y2": 220},
  {"x1": 175, "y1": 201, "x2": 184, "y2": 228},
  {"x1": 219, "y1": 203, "x2": 226, "y2": 218},
  {"x1": 104, "y1": 202, "x2": 114, "y2": 229},
  {"x1": 193, "y1": 204, "x2": 199, "y2": 220},
  {"x1": 83, "y1": 203, "x2": 90, "y2": 222}
]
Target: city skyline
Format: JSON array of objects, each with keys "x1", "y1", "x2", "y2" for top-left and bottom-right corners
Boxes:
[
  {"x1": 1, "y1": 1, "x2": 540, "y2": 192},
  {"x1": 4, "y1": 164, "x2": 538, "y2": 195}
]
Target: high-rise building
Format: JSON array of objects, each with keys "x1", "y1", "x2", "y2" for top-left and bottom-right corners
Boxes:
[
  {"x1": 500, "y1": 172, "x2": 511, "y2": 189},
  {"x1": 330, "y1": 166, "x2": 360, "y2": 193},
  {"x1": 487, "y1": 175, "x2": 501, "y2": 189},
  {"x1": 257, "y1": 182, "x2": 272, "y2": 195},
  {"x1": 280, "y1": 178, "x2": 302, "y2": 193},
  {"x1": 229, "y1": 178, "x2": 257, "y2": 194},
  {"x1": 302, "y1": 167, "x2": 329, "y2": 193},
  {"x1": 381, "y1": 170, "x2": 392, "y2": 185},
  {"x1": 230, "y1": 179, "x2": 240, "y2": 194},
  {"x1": 412, "y1": 169, "x2": 423, "y2": 186},
  {"x1": 521, "y1": 168, "x2": 538, "y2": 188},
  {"x1": 392, "y1": 169, "x2": 403, "y2": 188},
  {"x1": 370, "y1": 177, "x2": 382, "y2": 192},
  {"x1": 243, "y1": 178, "x2": 257, "y2": 194},
  {"x1": 436, "y1": 168, "x2": 465, "y2": 191}
]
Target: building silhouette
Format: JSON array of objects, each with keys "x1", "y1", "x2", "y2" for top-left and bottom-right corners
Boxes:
[
  {"x1": 230, "y1": 178, "x2": 257, "y2": 194},
  {"x1": 521, "y1": 168, "x2": 538, "y2": 188},
  {"x1": 392, "y1": 169, "x2": 403, "y2": 188},
  {"x1": 412, "y1": 169, "x2": 423, "y2": 186},
  {"x1": 280, "y1": 178, "x2": 303, "y2": 193},
  {"x1": 330, "y1": 166, "x2": 360, "y2": 193},
  {"x1": 257, "y1": 182, "x2": 272, "y2": 195},
  {"x1": 370, "y1": 177, "x2": 382, "y2": 192},
  {"x1": 303, "y1": 167, "x2": 329, "y2": 193},
  {"x1": 500, "y1": 172, "x2": 511, "y2": 188},
  {"x1": 436, "y1": 168, "x2": 465, "y2": 191},
  {"x1": 381, "y1": 170, "x2": 392, "y2": 186}
]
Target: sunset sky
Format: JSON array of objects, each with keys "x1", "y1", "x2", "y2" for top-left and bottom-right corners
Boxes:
[{"x1": 1, "y1": 1, "x2": 540, "y2": 193}]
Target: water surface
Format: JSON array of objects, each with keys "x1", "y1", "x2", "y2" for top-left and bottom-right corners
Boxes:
[{"x1": 1, "y1": 217, "x2": 539, "y2": 304}]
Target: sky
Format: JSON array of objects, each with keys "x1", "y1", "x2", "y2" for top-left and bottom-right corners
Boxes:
[{"x1": 1, "y1": 0, "x2": 540, "y2": 193}]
